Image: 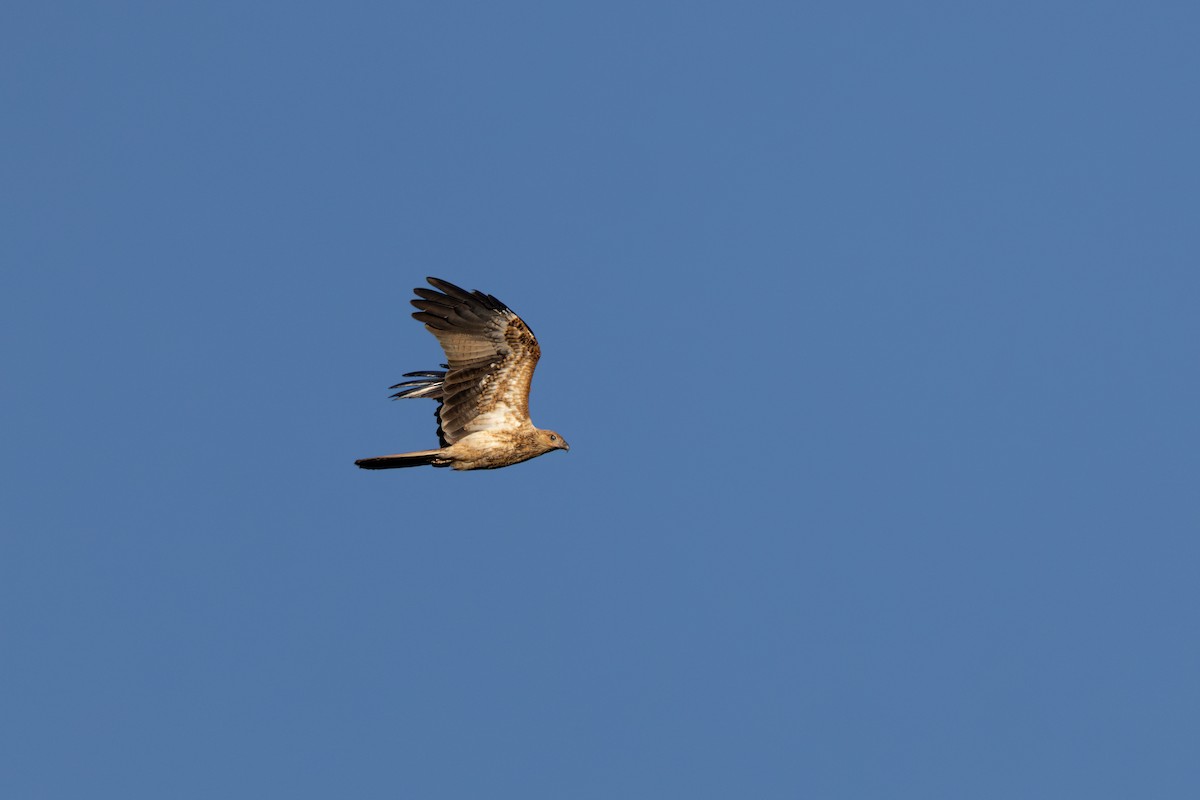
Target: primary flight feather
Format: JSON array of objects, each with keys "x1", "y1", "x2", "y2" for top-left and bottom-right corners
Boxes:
[{"x1": 355, "y1": 277, "x2": 569, "y2": 471}]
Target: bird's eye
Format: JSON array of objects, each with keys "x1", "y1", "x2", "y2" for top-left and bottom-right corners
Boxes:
[{"x1": 549, "y1": 434, "x2": 557, "y2": 441}]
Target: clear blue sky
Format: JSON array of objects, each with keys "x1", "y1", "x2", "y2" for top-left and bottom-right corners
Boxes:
[{"x1": 3, "y1": 2, "x2": 1198, "y2": 797}]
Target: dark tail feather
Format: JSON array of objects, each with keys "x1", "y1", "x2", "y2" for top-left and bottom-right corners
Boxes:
[{"x1": 355, "y1": 449, "x2": 446, "y2": 470}]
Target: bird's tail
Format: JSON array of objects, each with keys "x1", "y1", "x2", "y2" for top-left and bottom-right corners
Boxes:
[{"x1": 355, "y1": 449, "x2": 448, "y2": 470}]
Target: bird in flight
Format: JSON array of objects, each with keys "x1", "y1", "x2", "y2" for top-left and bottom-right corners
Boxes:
[{"x1": 355, "y1": 277, "x2": 570, "y2": 471}]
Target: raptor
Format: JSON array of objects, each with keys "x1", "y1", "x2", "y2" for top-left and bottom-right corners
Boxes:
[{"x1": 355, "y1": 277, "x2": 569, "y2": 471}]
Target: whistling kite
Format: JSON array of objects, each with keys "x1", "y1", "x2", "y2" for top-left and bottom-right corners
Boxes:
[{"x1": 355, "y1": 277, "x2": 569, "y2": 471}]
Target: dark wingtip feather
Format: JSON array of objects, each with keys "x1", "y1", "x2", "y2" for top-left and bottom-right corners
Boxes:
[
  {"x1": 413, "y1": 287, "x2": 450, "y2": 304},
  {"x1": 412, "y1": 310, "x2": 453, "y2": 329},
  {"x1": 422, "y1": 277, "x2": 509, "y2": 312},
  {"x1": 411, "y1": 298, "x2": 453, "y2": 316},
  {"x1": 425, "y1": 276, "x2": 470, "y2": 296}
]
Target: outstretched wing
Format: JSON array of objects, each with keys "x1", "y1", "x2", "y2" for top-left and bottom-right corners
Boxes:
[{"x1": 410, "y1": 277, "x2": 541, "y2": 444}]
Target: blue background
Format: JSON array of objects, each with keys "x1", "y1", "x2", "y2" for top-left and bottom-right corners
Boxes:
[{"x1": 3, "y1": 2, "x2": 1198, "y2": 797}]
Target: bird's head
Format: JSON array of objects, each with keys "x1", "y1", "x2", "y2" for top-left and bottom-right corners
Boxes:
[{"x1": 539, "y1": 429, "x2": 570, "y2": 453}]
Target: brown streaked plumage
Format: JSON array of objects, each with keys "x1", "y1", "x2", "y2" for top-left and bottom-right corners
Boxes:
[{"x1": 355, "y1": 277, "x2": 569, "y2": 471}]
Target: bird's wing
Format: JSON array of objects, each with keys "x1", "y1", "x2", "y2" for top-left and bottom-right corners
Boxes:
[{"x1": 410, "y1": 277, "x2": 542, "y2": 444}]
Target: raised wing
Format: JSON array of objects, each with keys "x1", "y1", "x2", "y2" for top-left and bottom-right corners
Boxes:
[{"x1": 409, "y1": 277, "x2": 541, "y2": 443}]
